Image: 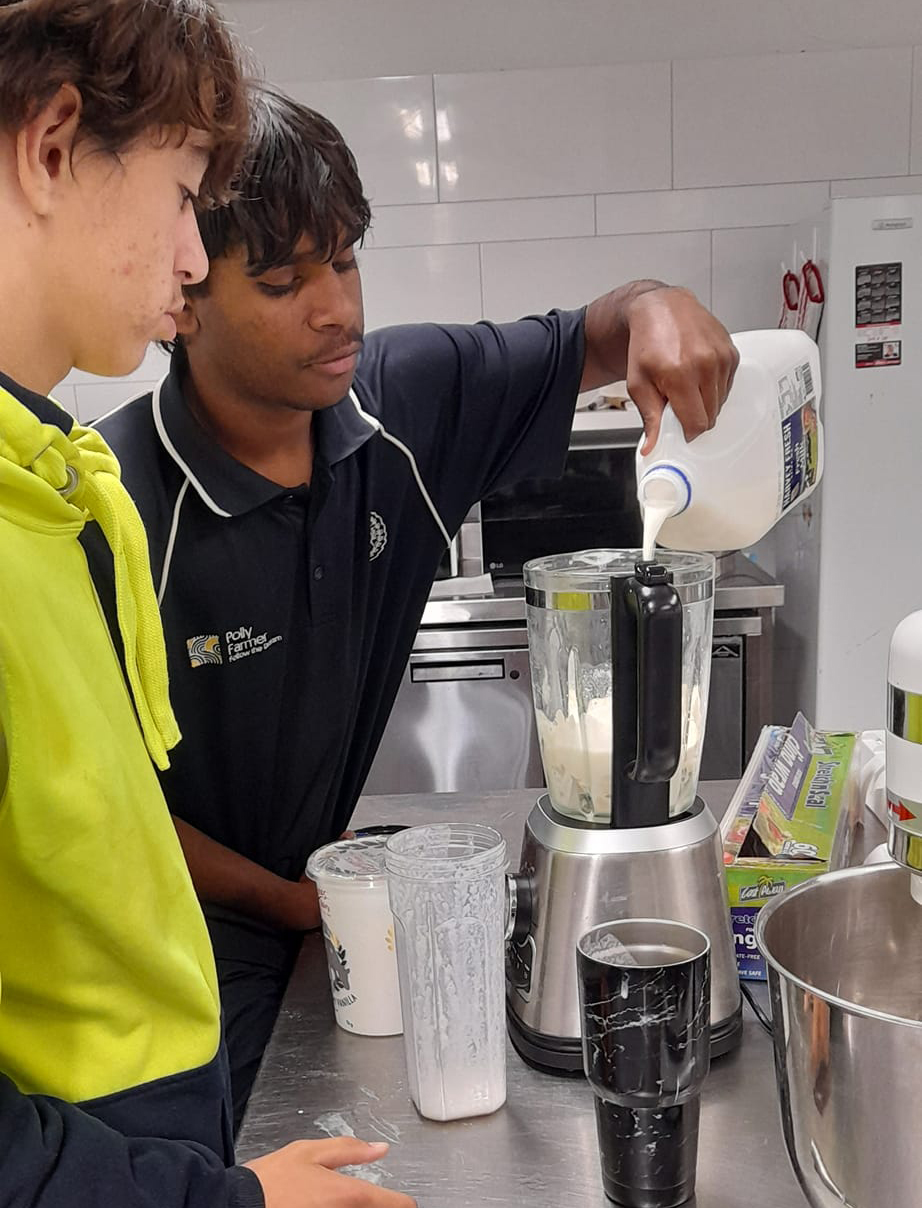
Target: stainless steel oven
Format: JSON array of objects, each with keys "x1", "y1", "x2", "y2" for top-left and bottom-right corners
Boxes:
[{"x1": 362, "y1": 622, "x2": 543, "y2": 795}]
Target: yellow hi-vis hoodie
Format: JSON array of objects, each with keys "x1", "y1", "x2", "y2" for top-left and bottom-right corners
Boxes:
[{"x1": 0, "y1": 377, "x2": 264, "y2": 1207}]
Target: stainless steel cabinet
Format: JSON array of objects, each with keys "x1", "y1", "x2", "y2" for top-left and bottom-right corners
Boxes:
[{"x1": 362, "y1": 626, "x2": 544, "y2": 795}]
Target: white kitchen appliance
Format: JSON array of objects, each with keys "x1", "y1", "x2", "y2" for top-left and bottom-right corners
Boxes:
[{"x1": 762, "y1": 195, "x2": 922, "y2": 731}]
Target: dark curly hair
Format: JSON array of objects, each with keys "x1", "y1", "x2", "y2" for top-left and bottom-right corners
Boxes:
[
  {"x1": 0, "y1": 0, "x2": 250, "y2": 207},
  {"x1": 195, "y1": 82, "x2": 372, "y2": 274}
]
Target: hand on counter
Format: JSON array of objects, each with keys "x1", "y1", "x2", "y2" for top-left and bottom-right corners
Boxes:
[
  {"x1": 581, "y1": 282, "x2": 739, "y2": 454},
  {"x1": 245, "y1": 1138, "x2": 416, "y2": 1207},
  {"x1": 276, "y1": 831, "x2": 354, "y2": 932}
]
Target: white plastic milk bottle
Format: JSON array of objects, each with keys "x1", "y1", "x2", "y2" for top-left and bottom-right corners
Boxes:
[{"x1": 636, "y1": 329, "x2": 823, "y2": 556}]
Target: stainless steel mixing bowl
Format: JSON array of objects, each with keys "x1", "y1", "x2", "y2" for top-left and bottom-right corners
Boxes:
[{"x1": 756, "y1": 862, "x2": 922, "y2": 1208}]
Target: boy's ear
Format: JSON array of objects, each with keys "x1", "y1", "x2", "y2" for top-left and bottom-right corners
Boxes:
[{"x1": 16, "y1": 83, "x2": 83, "y2": 216}]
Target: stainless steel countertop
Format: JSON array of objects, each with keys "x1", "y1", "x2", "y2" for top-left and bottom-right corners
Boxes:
[
  {"x1": 421, "y1": 553, "x2": 784, "y2": 628},
  {"x1": 237, "y1": 784, "x2": 806, "y2": 1207}
]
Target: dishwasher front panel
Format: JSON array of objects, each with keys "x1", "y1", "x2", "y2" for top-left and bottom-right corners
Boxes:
[{"x1": 362, "y1": 639, "x2": 544, "y2": 796}]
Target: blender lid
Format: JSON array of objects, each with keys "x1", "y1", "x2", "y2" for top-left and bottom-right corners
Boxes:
[{"x1": 524, "y1": 548, "x2": 714, "y2": 609}]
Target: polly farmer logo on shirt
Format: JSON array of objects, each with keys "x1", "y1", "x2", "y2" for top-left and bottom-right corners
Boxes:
[
  {"x1": 186, "y1": 622, "x2": 283, "y2": 668},
  {"x1": 186, "y1": 634, "x2": 222, "y2": 667}
]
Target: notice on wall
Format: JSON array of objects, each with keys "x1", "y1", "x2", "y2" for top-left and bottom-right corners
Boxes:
[
  {"x1": 855, "y1": 261, "x2": 902, "y2": 328},
  {"x1": 855, "y1": 339, "x2": 902, "y2": 369}
]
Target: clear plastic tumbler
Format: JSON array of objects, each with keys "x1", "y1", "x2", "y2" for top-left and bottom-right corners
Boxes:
[{"x1": 384, "y1": 823, "x2": 507, "y2": 1121}]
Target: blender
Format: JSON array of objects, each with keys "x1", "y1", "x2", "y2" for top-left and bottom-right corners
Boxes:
[{"x1": 506, "y1": 549, "x2": 742, "y2": 1073}]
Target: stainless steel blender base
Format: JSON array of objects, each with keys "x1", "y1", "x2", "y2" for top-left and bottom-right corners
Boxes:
[
  {"x1": 505, "y1": 794, "x2": 743, "y2": 1073},
  {"x1": 507, "y1": 997, "x2": 744, "y2": 1076}
]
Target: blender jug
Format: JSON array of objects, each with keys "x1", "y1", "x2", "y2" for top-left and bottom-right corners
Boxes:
[{"x1": 524, "y1": 550, "x2": 715, "y2": 823}]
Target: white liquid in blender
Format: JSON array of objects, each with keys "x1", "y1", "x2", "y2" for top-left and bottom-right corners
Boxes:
[{"x1": 535, "y1": 684, "x2": 704, "y2": 821}]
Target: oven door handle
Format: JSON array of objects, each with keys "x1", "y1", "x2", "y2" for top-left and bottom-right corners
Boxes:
[
  {"x1": 713, "y1": 617, "x2": 762, "y2": 638},
  {"x1": 410, "y1": 660, "x2": 505, "y2": 683}
]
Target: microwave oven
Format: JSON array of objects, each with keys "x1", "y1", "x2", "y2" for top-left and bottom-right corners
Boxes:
[{"x1": 479, "y1": 442, "x2": 642, "y2": 579}]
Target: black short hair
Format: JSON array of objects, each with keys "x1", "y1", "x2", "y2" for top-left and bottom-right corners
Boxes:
[{"x1": 196, "y1": 82, "x2": 371, "y2": 275}]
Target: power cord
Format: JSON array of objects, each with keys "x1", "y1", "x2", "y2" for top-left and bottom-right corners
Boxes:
[{"x1": 740, "y1": 980, "x2": 773, "y2": 1036}]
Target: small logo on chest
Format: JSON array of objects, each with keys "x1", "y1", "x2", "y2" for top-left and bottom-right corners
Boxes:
[
  {"x1": 370, "y1": 511, "x2": 388, "y2": 561},
  {"x1": 187, "y1": 634, "x2": 222, "y2": 667},
  {"x1": 186, "y1": 624, "x2": 284, "y2": 668}
]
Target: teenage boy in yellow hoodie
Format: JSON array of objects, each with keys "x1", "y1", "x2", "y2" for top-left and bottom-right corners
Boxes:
[{"x1": 0, "y1": 4, "x2": 414, "y2": 1207}]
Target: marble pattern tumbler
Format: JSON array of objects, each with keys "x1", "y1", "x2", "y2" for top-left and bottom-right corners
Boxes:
[{"x1": 577, "y1": 919, "x2": 711, "y2": 1208}]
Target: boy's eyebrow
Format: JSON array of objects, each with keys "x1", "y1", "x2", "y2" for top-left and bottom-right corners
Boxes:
[
  {"x1": 248, "y1": 239, "x2": 359, "y2": 276},
  {"x1": 289, "y1": 241, "x2": 358, "y2": 264},
  {"x1": 256, "y1": 250, "x2": 324, "y2": 272}
]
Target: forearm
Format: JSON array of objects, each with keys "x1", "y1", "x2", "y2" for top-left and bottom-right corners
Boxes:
[
  {"x1": 579, "y1": 279, "x2": 670, "y2": 391},
  {"x1": 0, "y1": 1071, "x2": 263, "y2": 1208},
  {"x1": 172, "y1": 816, "x2": 319, "y2": 932}
]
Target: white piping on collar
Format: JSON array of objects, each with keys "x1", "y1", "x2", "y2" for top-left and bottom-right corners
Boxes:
[
  {"x1": 151, "y1": 375, "x2": 231, "y2": 518},
  {"x1": 348, "y1": 387, "x2": 451, "y2": 550},
  {"x1": 157, "y1": 478, "x2": 190, "y2": 605}
]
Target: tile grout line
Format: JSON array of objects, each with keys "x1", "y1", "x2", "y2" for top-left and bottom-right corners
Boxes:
[
  {"x1": 368, "y1": 181, "x2": 836, "y2": 214},
  {"x1": 363, "y1": 218, "x2": 825, "y2": 253},
  {"x1": 909, "y1": 47, "x2": 917, "y2": 176},
  {"x1": 670, "y1": 59, "x2": 675, "y2": 191},
  {"x1": 430, "y1": 74, "x2": 441, "y2": 204}
]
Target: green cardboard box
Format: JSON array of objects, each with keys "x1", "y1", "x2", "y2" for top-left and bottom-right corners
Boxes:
[{"x1": 721, "y1": 714, "x2": 859, "y2": 979}]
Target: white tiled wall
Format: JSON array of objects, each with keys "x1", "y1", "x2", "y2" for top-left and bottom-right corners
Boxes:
[
  {"x1": 433, "y1": 64, "x2": 672, "y2": 201},
  {"x1": 59, "y1": 346, "x2": 169, "y2": 425},
  {"x1": 220, "y1": 0, "x2": 922, "y2": 80},
  {"x1": 282, "y1": 76, "x2": 439, "y2": 206},
  {"x1": 481, "y1": 232, "x2": 712, "y2": 323},
  {"x1": 59, "y1": 43, "x2": 922, "y2": 420},
  {"x1": 359, "y1": 244, "x2": 483, "y2": 328},
  {"x1": 673, "y1": 48, "x2": 913, "y2": 188}
]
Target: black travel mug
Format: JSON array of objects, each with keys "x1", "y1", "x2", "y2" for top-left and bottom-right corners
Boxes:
[{"x1": 577, "y1": 919, "x2": 711, "y2": 1208}]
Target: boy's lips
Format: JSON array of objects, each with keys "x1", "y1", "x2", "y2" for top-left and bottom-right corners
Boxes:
[{"x1": 309, "y1": 346, "x2": 361, "y2": 376}]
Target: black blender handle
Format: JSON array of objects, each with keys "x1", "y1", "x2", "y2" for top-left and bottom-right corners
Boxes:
[
  {"x1": 628, "y1": 563, "x2": 683, "y2": 782},
  {"x1": 610, "y1": 562, "x2": 683, "y2": 828}
]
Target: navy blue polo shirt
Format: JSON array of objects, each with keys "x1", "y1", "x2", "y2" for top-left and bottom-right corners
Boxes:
[{"x1": 91, "y1": 311, "x2": 584, "y2": 884}]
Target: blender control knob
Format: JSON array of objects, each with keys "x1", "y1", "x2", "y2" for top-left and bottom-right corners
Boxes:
[{"x1": 506, "y1": 873, "x2": 534, "y2": 943}]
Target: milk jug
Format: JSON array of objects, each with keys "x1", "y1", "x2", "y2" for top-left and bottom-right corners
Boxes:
[{"x1": 636, "y1": 329, "x2": 823, "y2": 554}]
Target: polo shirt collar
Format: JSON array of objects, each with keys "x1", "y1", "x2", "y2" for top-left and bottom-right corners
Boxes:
[
  {"x1": 318, "y1": 381, "x2": 380, "y2": 465},
  {"x1": 153, "y1": 355, "x2": 376, "y2": 518}
]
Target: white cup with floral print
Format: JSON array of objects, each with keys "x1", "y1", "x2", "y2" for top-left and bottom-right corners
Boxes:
[{"x1": 306, "y1": 835, "x2": 403, "y2": 1036}]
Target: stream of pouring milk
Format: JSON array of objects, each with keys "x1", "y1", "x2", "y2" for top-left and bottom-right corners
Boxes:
[{"x1": 642, "y1": 497, "x2": 676, "y2": 562}]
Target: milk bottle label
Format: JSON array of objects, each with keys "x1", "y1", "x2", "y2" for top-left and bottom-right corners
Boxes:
[{"x1": 778, "y1": 361, "x2": 821, "y2": 512}]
